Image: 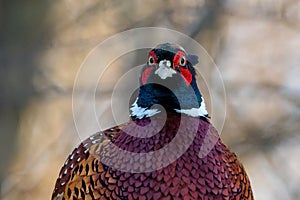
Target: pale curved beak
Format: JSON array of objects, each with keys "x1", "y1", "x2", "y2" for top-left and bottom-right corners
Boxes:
[{"x1": 154, "y1": 59, "x2": 176, "y2": 79}]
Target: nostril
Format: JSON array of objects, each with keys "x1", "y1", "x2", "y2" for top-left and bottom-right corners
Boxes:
[
  {"x1": 164, "y1": 60, "x2": 171, "y2": 67},
  {"x1": 159, "y1": 60, "x2": 171, "y2": 68}
]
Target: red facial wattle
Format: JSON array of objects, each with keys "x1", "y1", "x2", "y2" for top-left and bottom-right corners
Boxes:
[
  {"x1": 179, "y1": 68, "x2": 192, "y2": 86},
  {"x1": 141, "y1": 66, "x2": 154, "y2": 85},
  {"x1": 141, "y1": 51, "x2": 158, "y2": 85},
  {"x1": 173, "y1": 51, "x2": 192, "y2": 86}
]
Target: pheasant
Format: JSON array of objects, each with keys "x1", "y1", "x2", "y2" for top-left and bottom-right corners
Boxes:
[{"x1": 52, "y1": 43, "x2": 254, "y2": 200}]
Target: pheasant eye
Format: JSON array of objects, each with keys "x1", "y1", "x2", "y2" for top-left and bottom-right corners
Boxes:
[
  {"x1": 179, "y1": 56, "x2": 186, "y2": 66},
  {"x1": 148, "y1": 56, "x2": 155, "y2": 65}
]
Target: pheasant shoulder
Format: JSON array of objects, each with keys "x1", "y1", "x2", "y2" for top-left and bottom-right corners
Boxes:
[{"x1": 52, "y1": 126, "x2": 123, "y2": 200}]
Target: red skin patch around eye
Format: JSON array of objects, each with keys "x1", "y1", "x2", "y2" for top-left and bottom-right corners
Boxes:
[
  {"x1": 141, "y1": 66, "x2": 154, "y2": 85},
  {"x1": 173, "y1": 51, "x2": 186, "y2": 67},
  {"x1": 149, "y1": 51, "x2": 157, "y2": 61},
  {"x1": 179, "y1": 68, "x2": 192, "y2": 86}
]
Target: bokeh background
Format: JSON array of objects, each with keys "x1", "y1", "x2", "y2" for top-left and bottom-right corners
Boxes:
[{"x1": 1, "y1": 0, "x2": 300, "y2": 199}]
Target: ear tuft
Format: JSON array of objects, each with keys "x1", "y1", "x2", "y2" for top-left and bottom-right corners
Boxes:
[{"x1": 187, "y1": 54, "x2": 199, "y2": 65}]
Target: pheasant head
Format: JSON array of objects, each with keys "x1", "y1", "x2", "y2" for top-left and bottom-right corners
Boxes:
[{"x1": 130, "y1": 43, "x2": 208, "y2": 119}]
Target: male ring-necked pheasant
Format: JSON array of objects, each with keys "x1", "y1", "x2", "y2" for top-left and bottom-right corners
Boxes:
[{"x1": 52, "y1": 43, "x2": 254, "y2": 200}]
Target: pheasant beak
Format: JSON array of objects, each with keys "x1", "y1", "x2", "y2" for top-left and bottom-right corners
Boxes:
[
  {"x1": 154, "y1": 59, "x2": 176, "y2": 79},
  {"x1": 160, "y1": 59, "x2": 171, "y2": 67}
]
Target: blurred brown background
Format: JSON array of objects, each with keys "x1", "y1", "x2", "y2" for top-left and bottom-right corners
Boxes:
[{"x1": 1, "y1": 0, "x2": 300, "y2": 199}]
